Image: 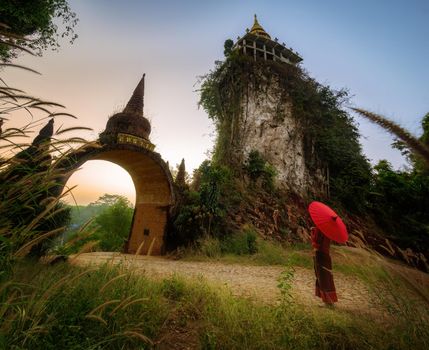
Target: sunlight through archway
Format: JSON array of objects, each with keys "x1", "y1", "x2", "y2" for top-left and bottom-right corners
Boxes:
[{"x1": 63, "y1": 160, "x2": 136, "y2": 206}]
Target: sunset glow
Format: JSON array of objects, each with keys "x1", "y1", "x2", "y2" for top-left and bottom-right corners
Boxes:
[{"x1": 64, "y1": 161, "x2": 136, "y2": 205}]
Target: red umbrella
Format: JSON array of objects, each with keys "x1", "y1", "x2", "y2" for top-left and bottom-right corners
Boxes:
[{"x1": 308, "y1": 201, "x2": 348, "y2": 243}]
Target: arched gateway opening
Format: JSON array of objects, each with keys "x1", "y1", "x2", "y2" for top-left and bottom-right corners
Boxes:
[{"x1": 57, "y1": 75, "x2": 175, "y2": 255}]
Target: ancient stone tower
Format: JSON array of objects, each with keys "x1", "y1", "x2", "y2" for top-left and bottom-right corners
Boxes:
[{"x1": 225, "y1": 16, "x2": 327, "y2": 196}]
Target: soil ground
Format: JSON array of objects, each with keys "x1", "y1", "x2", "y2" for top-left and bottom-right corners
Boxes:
[{"x1": 69, "y1": 249, "x2": 417, "y2": 320}]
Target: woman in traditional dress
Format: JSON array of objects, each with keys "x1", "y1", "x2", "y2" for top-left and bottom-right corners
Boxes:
[{"x1": 311, "y1": 226, "x2": 338, "y2": 305}]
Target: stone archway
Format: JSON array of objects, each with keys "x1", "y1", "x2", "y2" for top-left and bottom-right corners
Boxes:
[
  {"x1": 58, "y1": 143, "x2": 174, "y2": 255},
  {"x1": 55, "y1": 75, "x2": 175, "y2": 255}
]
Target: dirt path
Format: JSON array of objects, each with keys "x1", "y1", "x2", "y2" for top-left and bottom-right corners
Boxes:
[{"x1": 70, "y1": 252, "x2": 388, "y2": 318}]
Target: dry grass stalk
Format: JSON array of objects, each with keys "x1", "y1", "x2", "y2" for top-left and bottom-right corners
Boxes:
[
  {"x1": 14, "y1": 227, "x2": 64, "y2": 257},
  {"x1": 117, "y1": 331, "x2": 153, "y2": 345},
  {"x1": 88, "y1": 299, "x2": 121, "y2": 316},
  {"x1": 77, "y1": 240, "x2": 99, "y2": 254},
  {"x1": 33, "y1": 268, "x2": 98, "y2": 313},
  {"x1": 108, "y1": 294, "x2": 136, "y2": 316},
  {"x1": 352, "y1": 107, "x2": 429, "y2": 167},
  {"x1": 84, "y1": 314, "x2": 108, "y2": 326},
  {"x1": 118, "y1": 297, "x2": 150, "y2": 312},
  {"x1": 135, "y1": 239, "x2": 146, "y2": 255},
  {"x1": 147, "y1": 237, "x2": 157, "y2": 256},
  {"x1": 99, "y1": 273, "x2": 128, "y2": 293}
]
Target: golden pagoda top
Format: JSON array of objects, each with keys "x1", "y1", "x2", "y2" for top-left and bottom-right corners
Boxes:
[{"x1": 249, "y1": 14, "x2": 271, "y2": 40}]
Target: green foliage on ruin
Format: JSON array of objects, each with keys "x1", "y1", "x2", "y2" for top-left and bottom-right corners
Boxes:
[
  {"x1": 245, "y1": 150, "x2": 277, "y2": 192},
  {"x1": 198, "y1": 54, "x2": 372, "y2": 212}
]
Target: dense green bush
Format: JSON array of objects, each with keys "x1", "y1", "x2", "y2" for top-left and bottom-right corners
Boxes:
[{"x1": 171, "y1": 160, "x2": 240, "y2": 246}]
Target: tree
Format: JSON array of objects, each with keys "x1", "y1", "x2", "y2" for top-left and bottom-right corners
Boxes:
[
  {"x1": 0, "y1": 0, "x2": 78, "y2": 61},
  {"x1": 93, "y1": 195, "x2": 134, "y2": 252},
  {"x1": 175, "y1": 158, "x2": 188, "y2": 190},
  {"x1": 223, "y1": 39, "x2": 234, "y2": 57},
  {"x1": 90, "y1": 193, "x2": 125, "y2": 208}
]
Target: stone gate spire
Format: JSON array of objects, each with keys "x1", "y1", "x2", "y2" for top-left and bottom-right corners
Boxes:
[
  {"x1": 100, "y1": 74, "x2": 154, "y2": 149},
  {"x1": 123, "y1": 73, "x2": 145, "y2": 117}
]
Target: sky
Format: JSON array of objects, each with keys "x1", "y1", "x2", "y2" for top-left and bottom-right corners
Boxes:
[{"x1": 3, "y1": 0, "x2": 429, "y2": 205}]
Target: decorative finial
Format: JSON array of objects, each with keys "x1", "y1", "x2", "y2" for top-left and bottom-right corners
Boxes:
[
  {"x1": 249, "y1": 14, "x2": 271, "y2": 39},
  {"x1": 123, "y1": 74, "x2": 145, "y2": 117}
]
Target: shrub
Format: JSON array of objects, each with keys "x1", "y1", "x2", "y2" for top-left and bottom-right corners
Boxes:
[
  {"x1": 198, "y1": 236, "x2": 222, "y2": 258},
  {"x1": 245, "y1": 150, "x2": 277, "y2": 191},
  {"x1": 220, "y1": 227, "x2": 258, "y2": 255},
  {"x1": 170, "y1": 160, "x2": 239, "y2": 247},
  {"x1": 93, "y1": 196, "x2": 133, "y2": 251}
]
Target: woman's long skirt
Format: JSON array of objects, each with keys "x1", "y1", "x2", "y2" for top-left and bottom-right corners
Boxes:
[{"x1": 314, "y1": 251, "x2": 338, "y2": 303}]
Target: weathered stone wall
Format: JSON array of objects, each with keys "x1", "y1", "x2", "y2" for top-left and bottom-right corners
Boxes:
[{"x1": 237, "y1": 69, "x2": 326, "y2": 197}]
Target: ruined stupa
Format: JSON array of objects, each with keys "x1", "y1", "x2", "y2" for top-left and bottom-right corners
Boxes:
[
  {"x1": 100, "y1": 74, "x2": 155, "y2": 151},
  {"x1": 219, "y1": 15, "x2": 327, "y2": 197}
]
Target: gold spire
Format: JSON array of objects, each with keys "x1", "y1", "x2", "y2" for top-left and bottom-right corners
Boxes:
[{"x1": 249, "y1": 14, "x2": 271, "y2": 39}]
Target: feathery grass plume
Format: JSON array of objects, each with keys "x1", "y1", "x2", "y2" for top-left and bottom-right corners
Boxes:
[
  {"x1": 84, "y1": 314, "x2": 108, "y2": 326},
  {"x1": 115, "y1": 297, "x2": 149, "y2": 313},
  {"x1": 352, "y1": 108, "x2": 429, "y2": 167},
  {"x1": 108, "y1": 294, "x2": 136, "y2": 316},
  {"x1": 116, "y1": 331, "x2": 153, "y2": 346},
  {"x1": 100, "y1": 273, "x2": 128, "y2": 293},
  {"x1": 87, "y1": 299, "x2": 121, "y2": 316}
]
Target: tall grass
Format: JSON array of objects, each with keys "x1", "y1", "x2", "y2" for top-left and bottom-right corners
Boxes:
[
  {"x1": 0, "y1": 29, "x2": 93, "y2": 275},
  {"x1": 2, "y1": 261, "x2": 427, "y2": 349},
  {"x1": 1, "y1": 262, "x2": 166, "y2": 349},
  {"x1": 0, "y1": 88, "x2": 91, "y2": 275}
]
